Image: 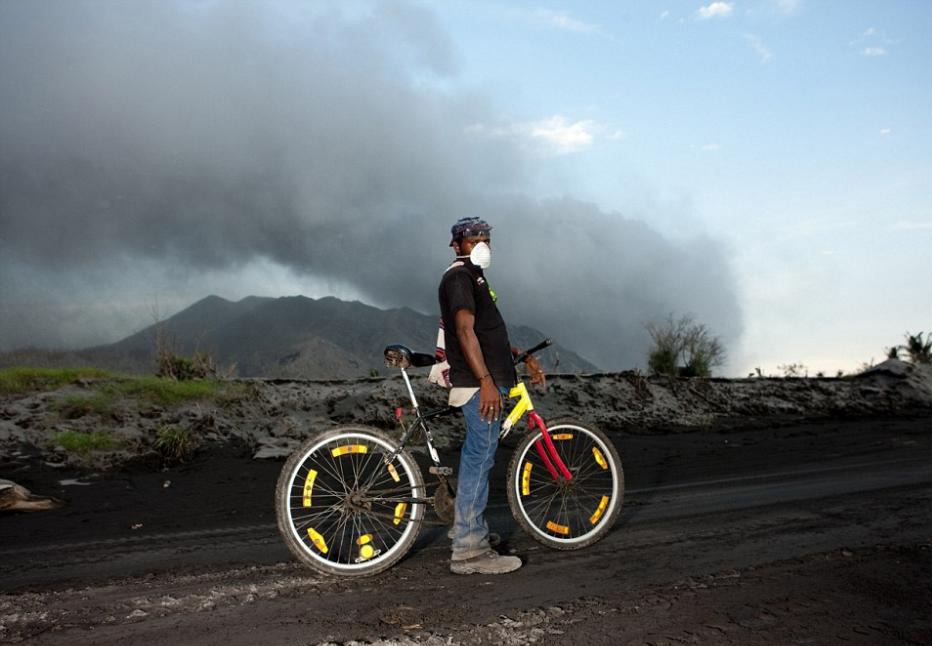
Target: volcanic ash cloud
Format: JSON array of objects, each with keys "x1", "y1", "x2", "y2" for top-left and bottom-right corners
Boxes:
[{"x1": 0, "y1": 1, "x2": 741, "y2": 368}]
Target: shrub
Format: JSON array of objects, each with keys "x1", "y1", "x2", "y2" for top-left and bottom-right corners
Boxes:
[
  {"x1": 156, "y1": 351, "x2": 220, "y2": 380},
  {"x1": 152, "y1": 324, "x2": 221, "y2": 380},
  {"x1": 154, "y1": 425, "x2": 197, "y2": 463},
  {"x1": 777, "y1": 362, "x2": 808, "y2": 378},
  {"x1": 645, "y1": 314, "x2": 725, "y2": 378}
]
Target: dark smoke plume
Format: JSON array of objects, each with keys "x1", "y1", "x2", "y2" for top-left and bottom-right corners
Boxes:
[{"x1": 0, "y1": 1, "x2": 742, "y2": 369}]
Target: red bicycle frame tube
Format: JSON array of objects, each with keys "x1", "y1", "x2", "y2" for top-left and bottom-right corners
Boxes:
[{"x1": 528, "y1": 411, "x2": 573, "y2": 481}]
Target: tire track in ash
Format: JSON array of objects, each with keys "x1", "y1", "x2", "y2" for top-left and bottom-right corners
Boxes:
[{"x1": 2, "y1": 454, "x2": 930, "y2": 591}]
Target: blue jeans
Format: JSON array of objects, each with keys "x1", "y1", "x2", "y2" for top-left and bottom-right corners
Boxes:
[{"x1": 451, "y1": 387, "x2": 509, "y2": 560}]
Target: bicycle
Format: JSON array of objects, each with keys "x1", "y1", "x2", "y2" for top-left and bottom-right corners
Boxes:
[{"x1": 275, "y1": 339, "x2": 624, "y2": 576}]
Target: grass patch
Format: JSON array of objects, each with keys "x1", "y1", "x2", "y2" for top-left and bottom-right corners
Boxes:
[
  {"x1": 1, "y1": 366, "x2": 249, "y2": 410},
  {"x1": 55, "y1": 393, "x2": 116, "y2": 419},
  {"x1": 154, "y1": 425, "x2": 197, "y2": 463},
  {"x1": 54, "y1": 430, "x2": 121, "y2": 455},
  {"x1": 106, "y1": 377, "x2": 247, "y2": 407},
  {"x1": 0, "y1": 367, "x2": 112, "y2": 395}
]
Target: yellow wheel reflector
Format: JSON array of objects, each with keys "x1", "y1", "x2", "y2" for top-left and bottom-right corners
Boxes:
[
  {"x1": 590, "y1": 495, "x2": 610, "y2": 525},
  {"x1": 546, "y1": 521, "x2": 570, "y2": 535},
  {"x1": 307, "y1": 528, "x2": 329, "y2": 554},
  {"x1": 592, "y1": 447, "x2": 608, "y2": 470},
  {"x1": 331, "y1": 444, "x2": 368, "y2": 458},
  {"x1": 359, "y1": 544, "x2": 375, "y2": 560},
  {"x1": 521, "y1": 462, "x2": 533, "y2": 495},
  {"x1": 387, "y1": 463, "x2": 400, "y2": 483},
  {"x1": 302, "y1": 469, "x2": 318, "y2": 508},
  {"x1": 393, "y1": 502, "x2": 407, "y2": 526},
  {"x1": 357, "y1": 534, "x2": 372, "y2": 546},
  {"x1": 551, "y1": 433, "x2": 573, "y2": 440}
]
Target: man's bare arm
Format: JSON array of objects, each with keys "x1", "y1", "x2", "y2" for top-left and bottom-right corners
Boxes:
[{"x1": 454, "y1": 309, "x2": 501, "y2": 421}]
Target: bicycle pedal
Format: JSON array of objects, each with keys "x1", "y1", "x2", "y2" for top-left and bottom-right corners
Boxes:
[{"x1": 429, "y1": 466, "x2": 453, "y2": 476}]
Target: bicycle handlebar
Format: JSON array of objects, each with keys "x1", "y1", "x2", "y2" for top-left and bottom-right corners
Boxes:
[{"x1": 513, "y1": 338, "x2": 553, "y2": 366}]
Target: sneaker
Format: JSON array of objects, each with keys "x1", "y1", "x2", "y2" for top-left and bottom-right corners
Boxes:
[
  {"x1": 450, "y1": 550, "x2": 522, "y2": 575},
  {"x1": 447, "y1": 529, "x2": 501, "y2": 547}
]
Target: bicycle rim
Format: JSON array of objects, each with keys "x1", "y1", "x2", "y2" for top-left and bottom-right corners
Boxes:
[
  {"x1": 511, "y1": 421, "x2": 621, "y2": 546},
  {"x1": 282, "y1": 430, "x2": 423, "y2": 572}
]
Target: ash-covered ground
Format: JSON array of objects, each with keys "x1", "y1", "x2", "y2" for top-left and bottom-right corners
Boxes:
[{"x1": 1, "y1": 360, "x2": 931, "y2": 645}]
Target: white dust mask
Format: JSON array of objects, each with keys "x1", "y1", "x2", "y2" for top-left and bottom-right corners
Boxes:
[{"x1": 469, "y1": 241, "x2": 491, "y2": 269}]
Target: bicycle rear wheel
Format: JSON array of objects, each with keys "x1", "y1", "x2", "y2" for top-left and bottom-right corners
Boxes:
[
  {"x1": 506, "y1": 417, "x2": 623, "y2": 550},
  {"x1": 275, "y1": 425, "x2": 425, "y2": 576}
]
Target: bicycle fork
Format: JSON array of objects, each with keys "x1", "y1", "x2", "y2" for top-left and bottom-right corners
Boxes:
[{"x1": 527, "y1": 412, "x2": 573, "y2": 482}]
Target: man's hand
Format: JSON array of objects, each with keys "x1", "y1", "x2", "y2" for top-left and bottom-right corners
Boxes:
[
  {"x1": 525, "y1": 355, "x2": 547, "y2": 389},
  {"x1": 479, "y1": 376, "x2": 502, "y2": 421}
]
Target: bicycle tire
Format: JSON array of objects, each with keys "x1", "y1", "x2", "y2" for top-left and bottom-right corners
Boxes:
[
  {"x1": 275, "y1": 425, "x2": 425, "y2": 576},
  {"x1": 506, "y1": 417, "x2": 623, "y2": 550}
]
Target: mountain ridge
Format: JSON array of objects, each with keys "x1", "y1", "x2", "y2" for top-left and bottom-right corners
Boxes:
[{"x1": 74, "y1": 294, "x2": 599, "y2": 379}]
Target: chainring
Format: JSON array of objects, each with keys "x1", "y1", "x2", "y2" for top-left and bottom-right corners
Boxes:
[{"x1": 432, "y1": 477, "x2": 457, "y2": 526}]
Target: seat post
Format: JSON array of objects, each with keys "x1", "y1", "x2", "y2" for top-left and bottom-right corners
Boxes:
[{"x1": 400, "y1": 368, "x2": 420, "y2": 411}]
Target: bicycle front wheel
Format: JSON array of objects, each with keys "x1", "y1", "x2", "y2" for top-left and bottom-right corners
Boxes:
[
  {"x1": 275, "y1": 425, "x2": 425, "y2": 576},
  {"x1": 507, "y1": 418, "x2": 623, "y2": 550}
]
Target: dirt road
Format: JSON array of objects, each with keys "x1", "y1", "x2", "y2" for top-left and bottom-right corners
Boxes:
[{"x1": 2, "y1": 415, "x2": 931, "y2": 644}]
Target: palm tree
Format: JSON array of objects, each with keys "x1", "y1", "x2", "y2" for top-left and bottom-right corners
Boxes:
[{"x1": 901, "y1": 332, "x2": 932, "y2": 364}]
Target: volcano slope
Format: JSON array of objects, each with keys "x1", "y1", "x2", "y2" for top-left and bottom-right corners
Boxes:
[{"x1": 1, "y1": 361, "x2": 930, "y2": 645}]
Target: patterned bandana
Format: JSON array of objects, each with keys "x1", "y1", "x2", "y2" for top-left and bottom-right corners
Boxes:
[{"x1": 450, "y1": 217, "x2": 492, "y2": 244}]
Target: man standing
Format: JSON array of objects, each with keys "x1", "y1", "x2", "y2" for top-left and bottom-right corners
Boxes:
[{"x1": 439, "y1": 216, "x2": 545, "y2": 574}]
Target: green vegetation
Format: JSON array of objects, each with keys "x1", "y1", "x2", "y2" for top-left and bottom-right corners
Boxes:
[
  {"x1": 55, "y1": 393, "x2": 115, "y2": 419},
  {"x1": 0, "y1": 367, "x2": 112, "y2": 395},
  {"x1": 645, "y1": 314, "x2": 725, "y2": 378},
  {"x1": 3, "y1": 365, "x2": 248, "y2": 415},
  {"x1": 154, "y1": 425, "x2": 197, "y2": 462},
  {"x1": 53, "y1": 430, "x2": 121, "y2": 455},
  {"x1": 107, "y1": 377, "x2": 244, "y2": 407}
]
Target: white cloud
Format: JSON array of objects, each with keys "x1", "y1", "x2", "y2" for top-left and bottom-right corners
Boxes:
[
  {"x1": 528, "y1": 116, "x2": 595, "y2": 152},
  {"x1": 880, "y1": 128, "x2": 892, "y2": 136},
  {"x1": 696, "y1": 2, "x2": 734, "y2": 19},
  {"x1": 659, "y1": 10, "x2": 670, "y2": 20},
  {"x1": 609, "y1": 129, "x2": 627, "y2": 141},
  {"x1": 851, "y1": 26, "x2": 898, "y2": 55},
  {"x1": 467, "y1": 116, "x2": 598, "y2": 155},
  {"x1": 530, "y1": 8, "x2": 599, "y2": 33},
  {"x1": 743, "y1": 34, "x2": 773, "y2": 63},
  {"x1": 701, "y1": 143, "x2": 722, "y2": 151}
]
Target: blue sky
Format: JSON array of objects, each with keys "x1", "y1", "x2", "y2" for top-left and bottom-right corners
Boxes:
[{"x1": 427, "y1": 0, "x2": 932, "y2": 374}]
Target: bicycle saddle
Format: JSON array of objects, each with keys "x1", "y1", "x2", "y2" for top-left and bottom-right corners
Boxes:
[{"x1": 384, "y1": 344, "x2": 438, "y2": 369}]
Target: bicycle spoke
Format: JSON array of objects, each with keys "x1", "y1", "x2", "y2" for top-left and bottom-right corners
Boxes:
[
  {"x1": 291, "y1": 504, "x2": 344, "y2": 525},
  {"x1": 307, "y1": 452, "x2": 350, "y2": 492}
]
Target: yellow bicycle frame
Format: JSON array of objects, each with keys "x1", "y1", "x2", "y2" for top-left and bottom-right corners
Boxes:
[{"x1": 501, "y1": 382, "x2": 533, "y2": 437}]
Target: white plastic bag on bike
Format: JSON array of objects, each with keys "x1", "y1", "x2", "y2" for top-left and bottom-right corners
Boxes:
[{"x1": 427, "y1": 261, "x2": 464, "y2": 389}]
